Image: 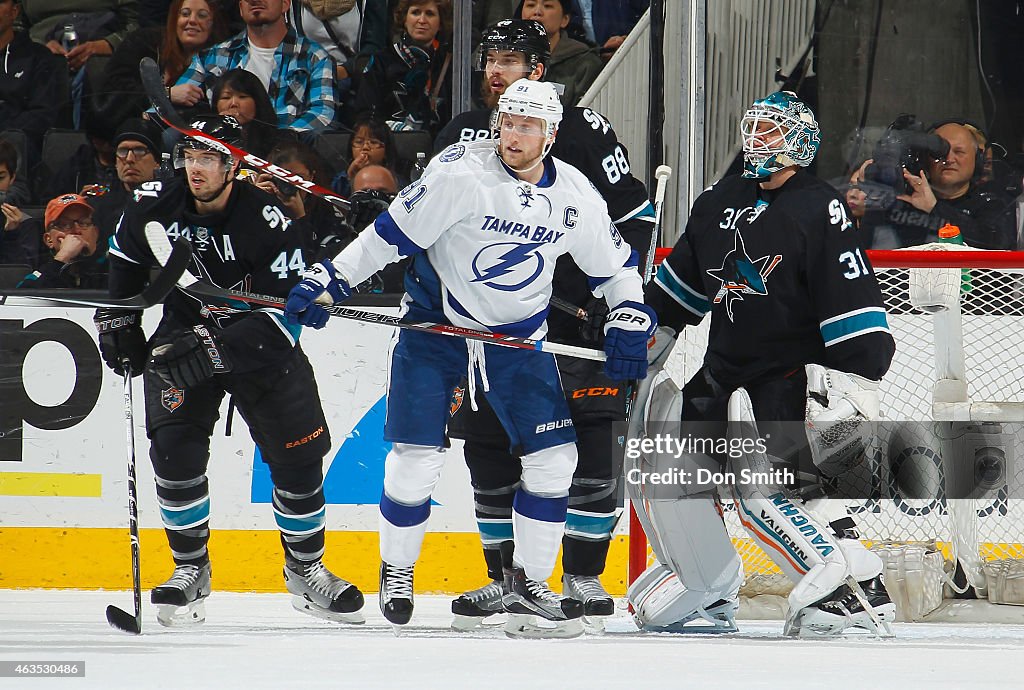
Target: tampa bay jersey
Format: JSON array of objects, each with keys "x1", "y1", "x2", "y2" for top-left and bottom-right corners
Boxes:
[
  {"x1": 108, "y1": 178, "x2": 308, "y2": 369},
  {"x1": 647, "y1": 170, "x2": 895, "y2": 387},
  {"x1": 332, "y1": 140, "x2": 643, "y2": 338},
  {"x1": 435, "y1": 106, "x2": 652, "y2": 226},
  {"x1": 435, "y1": 105, "x2": 655, "y2": 346}
]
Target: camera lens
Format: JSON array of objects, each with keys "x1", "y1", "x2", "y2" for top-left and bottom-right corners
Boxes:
[{"x1": 974, "y1": 447, "x2": 1005, "y2": 491}]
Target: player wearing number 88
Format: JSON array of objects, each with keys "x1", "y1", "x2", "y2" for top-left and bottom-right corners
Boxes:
[
  {"x1": 630, "y1": 92, "x2": 898, "y2": 637},
  {"x1": 99, "y1": 114, "x2": 364, "y2": 627}
]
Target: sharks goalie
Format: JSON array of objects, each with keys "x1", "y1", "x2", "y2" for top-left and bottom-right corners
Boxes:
[{"x1": 626, "y1": 92, "x2": 898, "y2": 637}]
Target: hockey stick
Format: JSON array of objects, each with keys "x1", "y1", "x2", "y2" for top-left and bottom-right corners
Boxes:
[
  {"x1": 550, "y1": 295, "x2": 588, "y2": 321},
  {"x1": 139, "y1": 57, "x2": 350, "y2": 212},
  {"x1": 106, "y1": 362, "x2": 142, "y2": 635},
  {"x1": 0, "y1": 237, "x2": 192, "y2": 309},
  {"x1": 626, "y1": 165, "x2": 672, "y2": 584},
  {"x1": 644, "y1": 165, "x2": 672, "y2": 283},
  {"x1": 142, "y1": 222, "x2": 607, "y2": 362}
]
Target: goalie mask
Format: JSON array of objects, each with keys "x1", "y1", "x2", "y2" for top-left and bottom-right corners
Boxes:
[
  {"x1": 493, "y1": 79, "x2": 562, "y2": 170},
  {"x1": 740, "y1": 91, "x2": 820, "y2": 179}
]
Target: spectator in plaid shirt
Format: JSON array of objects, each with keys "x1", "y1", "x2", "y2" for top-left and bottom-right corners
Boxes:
[{"x1": 170, "y1": 0, "x2": 337, "y2": 133}]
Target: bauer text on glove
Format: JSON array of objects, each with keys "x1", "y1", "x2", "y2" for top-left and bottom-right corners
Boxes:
[{"x1": 602, "y1": 301, "x2": 657, "y2": 380}]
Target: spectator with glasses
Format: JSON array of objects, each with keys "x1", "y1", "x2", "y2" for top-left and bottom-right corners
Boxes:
[
  {"x1": 90, "y1": 118, "x2": 165, "y2": 247},
  {"x1": 18, "y1": 193, "x2": 107, "y2": 289},
  {"x1": 330, "y1": 117, "x2": 403, "y2": 196}
]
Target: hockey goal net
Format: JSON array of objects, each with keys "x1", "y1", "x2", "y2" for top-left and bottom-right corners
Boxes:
[{"x1": 628, "y1": 245, "x2": 1024, "y2": 617}]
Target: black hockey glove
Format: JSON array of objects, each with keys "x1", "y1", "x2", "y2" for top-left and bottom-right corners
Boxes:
[
  {"x1": 149, "y1": 325, "x2": 233, "y2": 389},
  {"x1": 94, "y1": 308, "x2": 147, "y2": 377},
  {"x1": 579, "y1": 298, "x2": 609, "y2": 345}
]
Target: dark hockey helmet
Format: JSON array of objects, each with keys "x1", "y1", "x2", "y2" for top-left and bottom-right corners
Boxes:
[
  {"x1": 174, "y1": 114, "x2": 243, "y2": 169},
  {"x1": 476, "y1": 19, "x2": 550, "y2": 72}
]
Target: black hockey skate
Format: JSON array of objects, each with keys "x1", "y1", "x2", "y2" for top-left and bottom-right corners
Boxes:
[
  {"x1": 379, "y1": 561, "x2": 415, "y2": 626},
  {"x1": 450, "y1": 579, "x2": 504, "y2": 631},
  {"x1": 562, "y1": 574, "x2": 614, "y2": 616},
  {"x1": 151, "y1": 561, "x2": 211, "y2": 627},
  {"x1": 284, "y1": 557, "x2": 365, "y2": 624},
  {"x1": 503, "y1": 566, "x2": 583, "y2": 639},
  {"x1": 789, "y1": 575, "x2": 896, "y2": 638},
  {"x1": 563, "y1": 574, "x2": 614, "y2": 632}
]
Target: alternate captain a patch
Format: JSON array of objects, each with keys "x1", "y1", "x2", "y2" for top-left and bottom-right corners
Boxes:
[
  {"x1": 706, "y1": 231, "x2": 782, "y2": 322},
  {"x1": 161, "y1": 387, "x2": 184, "y2": 412}
]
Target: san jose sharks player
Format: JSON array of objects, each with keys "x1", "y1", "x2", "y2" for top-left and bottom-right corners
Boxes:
[
  {"x1": 436, "y1": 19, "x2": 655, "y2": 628},
  {"x1": 285, "y1": 79, "x2": 655, "y2": 637},
  {"x1": 96, "y1": 115, "x2": 365, "y2": 627},
  {"x1": 628, "y1": 92, "x2": 898, "y2": 637}
]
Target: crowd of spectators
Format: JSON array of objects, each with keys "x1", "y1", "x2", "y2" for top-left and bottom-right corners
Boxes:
[{"x1": 0, "y1": 0, "x2": 646, "y2": 289}]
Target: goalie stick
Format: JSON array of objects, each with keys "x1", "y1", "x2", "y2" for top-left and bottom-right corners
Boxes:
[
  {"x1": 139, "y1": 57, "x2": 350, "y2": 212},
  {"x1": 106, "y1": 362, "x2": 142, "y2": 635},
  {"x1": 143, "y1": 222, "x2": 607, "y2": 363},
  {"x1": 0, "y1": 237, "x2": 192, "y2": 309}
]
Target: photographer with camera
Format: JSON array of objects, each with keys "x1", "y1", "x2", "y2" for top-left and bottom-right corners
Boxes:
[
  {"x1": 343, "y1": 164, "x2": 405, "y2": 293},
  {"x1": 252, "y1": 140, "x2": 353, "y2": 263},
  {"x1": 853, "y1": 117, "x2": 1018, "y2": 250}
]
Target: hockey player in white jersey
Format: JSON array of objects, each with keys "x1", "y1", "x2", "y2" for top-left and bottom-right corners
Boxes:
[{"x1": 285, "y1": 79, "x2": 655, "y2": 637}]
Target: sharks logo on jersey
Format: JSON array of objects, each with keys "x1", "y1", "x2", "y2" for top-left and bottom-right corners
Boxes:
[
  {"x1": 471, "y1": 242, "x2": 546, "y2": 291},
  {"x1": 706, "y1": 231, "x2": 783, "y2": 321}
]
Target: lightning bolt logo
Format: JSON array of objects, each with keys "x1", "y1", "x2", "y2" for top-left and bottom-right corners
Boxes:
[
  {"x1": 706, "y1": 232, "x2": 782, "y2": 321},
  {"x1": 471, "y1": 242, "x2": 545, "y2": 291}
]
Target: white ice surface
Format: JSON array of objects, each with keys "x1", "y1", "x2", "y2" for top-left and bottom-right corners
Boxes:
[{"x1": 2, "y1": 590, "x2": 1024, "y2": 690}]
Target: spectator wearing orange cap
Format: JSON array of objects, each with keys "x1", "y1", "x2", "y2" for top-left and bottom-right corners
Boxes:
[{"x1": 17, "y1": 193, "x2": 107, "y2": 289}]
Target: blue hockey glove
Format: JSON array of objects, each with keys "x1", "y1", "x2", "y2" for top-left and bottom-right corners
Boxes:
[
  {"x1": 285, "y1": 260, "x2": 351, "y2": 329},
  {"x1": 603, "y1": 301, "x2": 658, "y2": 381}
]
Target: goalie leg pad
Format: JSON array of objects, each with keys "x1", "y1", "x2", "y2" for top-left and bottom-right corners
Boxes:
[
  {"x1": 628, "y1": 563, "x2": 738, "y2": 633},
  {"x1": 727, "y1": 388, "x2": 864, "y2": 618},
  {"x1": 625, "y1": 493, "x2": 744, "y2": 630}
]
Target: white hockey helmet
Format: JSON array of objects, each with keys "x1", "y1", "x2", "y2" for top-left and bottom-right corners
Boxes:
[{"x1": 496, "y1": 78, "x2": 563, "y2": 141}]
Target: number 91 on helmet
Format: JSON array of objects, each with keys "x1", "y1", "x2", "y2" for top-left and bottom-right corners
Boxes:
[{"x1": 492, "y1": 79, "x2": 562, "y2": 169}]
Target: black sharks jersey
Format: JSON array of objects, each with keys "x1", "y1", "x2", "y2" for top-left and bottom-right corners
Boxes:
[
  {"x1": 648, "y1": 170, "x2": 895, "y2": 388},
  {"x1": 435, "y1": 105, "x2": 655, "y2": 346},
  {"x1": 108, "y1": 178, "x2": 307, "y2": 372}
]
